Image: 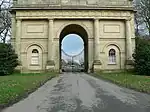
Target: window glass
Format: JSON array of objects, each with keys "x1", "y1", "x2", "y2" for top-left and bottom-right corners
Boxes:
[
  {"x1": 31, "y1": 49, "x2": 39, "y2": 65},
  {"x1": 109, "y1": 49, "x2": 116, "y2": 64}
]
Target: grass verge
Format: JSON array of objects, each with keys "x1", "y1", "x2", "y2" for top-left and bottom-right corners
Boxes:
[
  {"x1": 0, "y1": 72, "x2": 57, "y2": 110},
  {"x1": 93, "y1": 72, "x2": 150, "y2": 94}
]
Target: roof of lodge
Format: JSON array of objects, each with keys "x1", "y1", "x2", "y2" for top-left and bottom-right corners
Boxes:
[{"x1": 12, "y1": 0, "x2": 134, "y2": 10}]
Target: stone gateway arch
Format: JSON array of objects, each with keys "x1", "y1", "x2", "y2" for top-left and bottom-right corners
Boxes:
[
  {"x1": 11, "y1": 0, "x2": 135, "y2": 73},
  {"x1": 60, "y1": 24, "x2": 89, "y2": 72}
]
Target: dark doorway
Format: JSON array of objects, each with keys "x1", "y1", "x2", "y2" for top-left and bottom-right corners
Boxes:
[{"x1": 59, "y1": 24, "x2": 88, "y2": 72}]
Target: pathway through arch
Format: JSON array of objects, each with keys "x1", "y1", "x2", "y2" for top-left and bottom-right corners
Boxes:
[{"x1": 2, "y1": 73, "x2": 150, "y2": 112}]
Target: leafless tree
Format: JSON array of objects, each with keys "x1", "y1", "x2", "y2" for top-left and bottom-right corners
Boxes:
[
  {"x1": 134, "y1": 0, "x2": 150, "y2": 36},
  {"x1": 0, "y1": 0, "x2": 12, "y2": 43},
  {"x1": 134, "y1": 0, "x2": 142, "y2": 36}
]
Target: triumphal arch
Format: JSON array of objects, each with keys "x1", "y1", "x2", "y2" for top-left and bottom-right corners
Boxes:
[{"x1": 11, "y1": 0, "x2": 135, "y2": 73}]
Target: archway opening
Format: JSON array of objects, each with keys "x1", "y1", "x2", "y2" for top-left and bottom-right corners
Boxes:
[{"x1": 59, "y1": 24, "x2": 88, "y2": 72}]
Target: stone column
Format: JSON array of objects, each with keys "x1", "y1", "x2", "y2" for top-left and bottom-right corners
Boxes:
[
  {"x1": 88, "y1": 39, "x2": 94, "y2": 73},
  {"x1": 16, "y1": 19, "x2": 21, "y2": 63},
  {"x1": 125, "y1": 19, "x2": 134, "y2": 69},
  {"x1": 48, "y1": 19, "x2": 54, "y2": 60},
  {"x1": 11, "y1": 14, "x2": 16, "y2": 48},
  {"x1": 126, "y1": 19, "x2": 133, "y2": 64},
  {"x1": 46, "y1": 19, "x2": 55, "y2": 71},
  {"x1": 93, "y1": 19, "x2": 101, "y2": 72},
  {"x1": 94, "y1": 19, "x2": 100, "y2": 61},
  {"x1": 54, "y1": 40, "x2": 60, "y2": 72}
]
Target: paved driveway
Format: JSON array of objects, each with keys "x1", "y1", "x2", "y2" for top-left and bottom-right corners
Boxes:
[{"x1": 2, "y1": 73, "x2": 150, "y2": 112}]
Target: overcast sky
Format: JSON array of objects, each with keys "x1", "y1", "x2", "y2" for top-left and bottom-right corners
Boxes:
[{"x1": 61, "y1": 34, "x2": 84, "y2": 55}]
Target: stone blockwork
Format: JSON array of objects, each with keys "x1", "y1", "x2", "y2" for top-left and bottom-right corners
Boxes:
[
  {"x1": 11, "y1": 0, "x2": 135, "y2": 73},
  {"x1": 14, "y1": 0, "x2": 133, "y2": 8}
]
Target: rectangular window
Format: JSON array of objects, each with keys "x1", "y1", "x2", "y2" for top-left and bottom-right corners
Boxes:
[
  {"x1": 31, "y1": 53, "x2": 39, "y2": 65},
  {"x1": 31, "y1": 56, "x2": 39, "y2": 65},
  {"x1": 109, "y1": 56, "x2": 116, "y2": 64}
]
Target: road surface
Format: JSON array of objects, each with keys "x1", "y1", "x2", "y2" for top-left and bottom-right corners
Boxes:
[{"x1": 2, "y1": 73, "x2": 150, "y2": 112}]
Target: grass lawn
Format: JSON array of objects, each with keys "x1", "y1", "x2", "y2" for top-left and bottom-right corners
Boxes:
[
  {"x1": 0, "y1": 72, "x2": 57, "y2": 109},
  {"x1": 94, "y1": 72, "x2": 150, "y2": 94}
]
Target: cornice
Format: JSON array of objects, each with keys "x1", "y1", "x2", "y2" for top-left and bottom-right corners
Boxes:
[{"x1": 12, "y1": 6, "x2": 134, "y2": 11}]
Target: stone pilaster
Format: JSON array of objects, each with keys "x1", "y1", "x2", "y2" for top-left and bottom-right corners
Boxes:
[
  {"x1": 15, "y1": 19, "x2": 23, "y2": 72},
  {"x1": 48, "y1": 19, "x2": 54, "y2": 61},
  {"x1": 94, "y1": 19, "x2": 100, "y2": 60},
  {"x1": 16, "y1": 19, "x2": 21, "y2": 63},
  {"x1": 54, "y1": 41, "x2": 60, "y2": 72},
  {"x1": 126, "y1": 19, "x2": 133, "y2": 66},
  {"x1": 93, "y1": 19, "x2": 101, "y2": 72},
  {"x1": 46, "y1": 19, "x2": 55, "y2": 71},
  {"x1": 11, "y1": 14, "x2": 16, "y2": 48}
]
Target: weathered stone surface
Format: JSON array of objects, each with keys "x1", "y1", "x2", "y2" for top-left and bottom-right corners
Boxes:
[
  {"x1": 12, "y1": 0, "x2": 135, "y2": 73},
  {"x1": 14, "y1": 0, "x2": 133, "y2": 8}
]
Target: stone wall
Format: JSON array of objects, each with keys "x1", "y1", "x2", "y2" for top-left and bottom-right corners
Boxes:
[
  {"x1": 14, "y1": 0, "x2": 132, "y2": 7},
  {"x1": 12, "y1": 9, "x2": 135, "y2": 72}
]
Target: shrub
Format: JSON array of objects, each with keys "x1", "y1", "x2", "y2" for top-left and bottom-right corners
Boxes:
[
  {"x1": 0, "y1": 43, "x2": 18, "y2": 75},
  {"x1": 133, "y1": 37, "x2": 150, "y2": 75}
]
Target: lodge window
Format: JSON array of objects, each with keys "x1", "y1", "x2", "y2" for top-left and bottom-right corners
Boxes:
[
  {"x1": 31, "y1": 49, "x2": 39, "y2": 65},
  {"x1": 109, "y1": 49, "x2": 116, "y2": 64}
]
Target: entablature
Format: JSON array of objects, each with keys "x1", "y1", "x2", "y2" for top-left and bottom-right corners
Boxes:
[{"x1": 15, "y1": 10, "x2": 133, "y2": 20}]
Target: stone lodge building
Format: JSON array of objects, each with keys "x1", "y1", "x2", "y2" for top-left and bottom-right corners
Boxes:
[{"x1": 11, "y1": 0, "x2": 135, "y2": 73}]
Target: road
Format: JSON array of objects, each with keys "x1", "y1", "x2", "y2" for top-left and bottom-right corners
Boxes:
[{"x1": 2, "y1": 73, "x2": 150, "y2": 112}]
